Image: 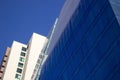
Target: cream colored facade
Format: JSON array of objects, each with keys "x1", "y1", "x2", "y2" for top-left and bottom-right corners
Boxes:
[
  {"x1": 23, "y1": 33, "x2": 47, "y2": 80},
  {"x1": 2, "y1": 41, "x2": 27, "y2": 80},
  {"x1": 1, "y1": 33, "x2": 47, "y2": 80}
]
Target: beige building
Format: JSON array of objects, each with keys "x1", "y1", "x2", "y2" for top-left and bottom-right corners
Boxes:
[{"x1": 0, "y1": 33, "x2": 48, "y2": 80}]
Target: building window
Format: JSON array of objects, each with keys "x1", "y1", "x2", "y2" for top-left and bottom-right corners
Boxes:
[
  {"x1": 18, "y1": 62, "x2": 23, "y2": 68},
  {"x1": 35, "y1": 64, "x2": 39, "y2": 69},
  {"x1": 20, "y1": 52, "x2": 25, "y2": 57},
  {"x1": 39, "y1": 55, "x2": 43, "y2": 59},
  {"x1": 19, "y1": 57, "x2": 25, "y2": 62},
  {"x1": 37, "y1": 59, "x2": 41, "y2": 64},
  {"x1": 15, "y1": 74, "x2": 21, "y2": 80},
  {"x1": 17, "y1": 68, "x2": 22, "y2": 74},
  {"x1": 22, "y1": 47, "x2": 26, "y2": 51}
]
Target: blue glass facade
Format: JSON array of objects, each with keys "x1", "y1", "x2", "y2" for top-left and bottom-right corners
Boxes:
[{"x1": 39, "y1": 0, "x2": 120, "y2": 80}]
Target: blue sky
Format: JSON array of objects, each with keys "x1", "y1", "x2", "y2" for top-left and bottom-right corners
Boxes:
[{"x1": 0, "y1": 0, "x2": 65, "y2": 64}]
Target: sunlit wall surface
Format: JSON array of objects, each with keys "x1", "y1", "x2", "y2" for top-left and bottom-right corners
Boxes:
[
  {"x1": 109, "y1": 0, "x2": 120, "y2": 24},
  {"x1": 40, "y1": 0, "x2": 120, "y2": 80}
]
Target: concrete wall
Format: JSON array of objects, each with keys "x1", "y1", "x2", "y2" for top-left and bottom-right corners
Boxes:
[
  {"x1": 3, "y1": 41, "x2": 26, "y2": 80},
  {"x1": 23, "y1": 33, "x2": 47, "y2": 80}
]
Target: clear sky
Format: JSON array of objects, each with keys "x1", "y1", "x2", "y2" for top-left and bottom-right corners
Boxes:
[{"x1": 0, "y1": 0, "x2": 65, "y2": 64}]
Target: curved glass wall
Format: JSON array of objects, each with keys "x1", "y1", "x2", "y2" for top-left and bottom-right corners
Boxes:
[{"x1": 39, "y1": 0, "x2": 120, "y2": 80}]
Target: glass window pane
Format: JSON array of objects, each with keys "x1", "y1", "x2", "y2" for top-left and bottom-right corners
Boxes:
[
  {"x1": 15, "y1": 74, "x2": 21, "y2": 80},
  {"x1": 19, "y1": 57, "x2": 25, "y2": 62},
  {"x1": 17, "y1": 68, "x2": 22, "y2": 74},
  {"x1": 37, "y1": 59, "x2": 41, "y2": 64},
  {"x1": 22, "y1": 47, "x2": 26, "y2": 51},
  {"x1": 18, "y1": 62, "x2": 23, "y2": 68},
  {"x1": 20, "y1": 52, "x2": 25, "y2": 57}
]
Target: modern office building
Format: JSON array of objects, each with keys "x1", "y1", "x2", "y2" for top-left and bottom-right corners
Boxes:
[
  {"x1": 39, "y1": 0, "x2": 120, "y2": 80},
  {"x1": 0, "y1": 0, "x2": 120, "y2": 80},
  {"x1": 0, "y1": 33, "x2": 48, "y2": 80}
]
